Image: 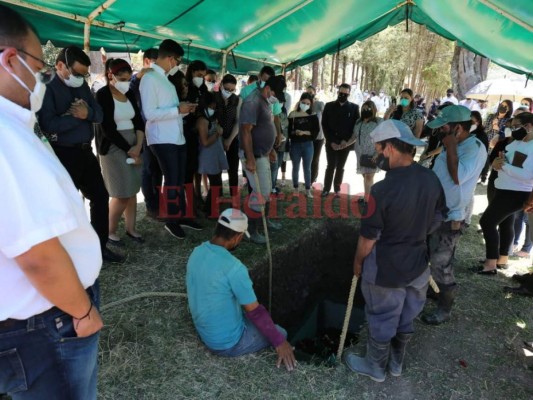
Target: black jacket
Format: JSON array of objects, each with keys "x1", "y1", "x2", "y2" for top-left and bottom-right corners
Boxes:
[
  {"x1": 95, "y1": 86, "x2": 144, "y2": 155},
  {"x1": 321, "y1": 100, "x2": 359, "y2": 143}
]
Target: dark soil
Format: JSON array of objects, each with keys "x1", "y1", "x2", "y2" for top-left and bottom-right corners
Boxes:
[{"x1": 250, "y1": 219, "x2": 364, "y2": 328}]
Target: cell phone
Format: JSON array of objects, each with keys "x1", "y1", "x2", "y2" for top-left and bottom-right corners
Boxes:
[{"x1": 391, "y1": 97, "x2": 397, "y2": 106}]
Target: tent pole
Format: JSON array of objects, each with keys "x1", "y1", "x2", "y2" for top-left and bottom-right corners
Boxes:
[
  {"x1": 84, "y1": 0, "x2": 117, "y2": 53},
  {"x1": 220, "y1": 52, "x2": 227, "y2": 76},
  {"x1": 478, "y1": 0, "x2": 533, "y2": 32}
]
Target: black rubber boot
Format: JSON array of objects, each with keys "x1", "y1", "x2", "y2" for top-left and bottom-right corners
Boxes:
[
  {"x1": 344, "y1": 336, "x2": 390, "y2": 382},
  {"x1": 388, "y1": 332, "x2": 413, "y2": 377},
  {"x1": 421, "y1": 283, "x2": 457, "y2": 325}
]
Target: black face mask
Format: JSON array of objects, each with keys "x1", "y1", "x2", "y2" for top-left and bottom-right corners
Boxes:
[
  {"x1": 375, "y1": 153, "x2": 390, "y2": 171},
  {"x1": 512, "y1": 127, "x2": 528, "y2": 141},
  {"x1": 361, "y1": 110, "x2": 373, "y2": 119},
  {"x1": 498, "y1": 105, "x2": 508, "y2": 114},
  {"x1": 337, "y1": 93, "x2": 348, "y2": 103}
]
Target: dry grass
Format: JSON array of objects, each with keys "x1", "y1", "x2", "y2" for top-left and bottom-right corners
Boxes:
[{"x1": 95, "y1": 183, "x2": 533, "y2": 399}]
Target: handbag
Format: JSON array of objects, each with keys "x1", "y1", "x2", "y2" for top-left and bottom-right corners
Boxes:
[{"x1": 359, "y1": 154, "x2": 377, "y2": 168}]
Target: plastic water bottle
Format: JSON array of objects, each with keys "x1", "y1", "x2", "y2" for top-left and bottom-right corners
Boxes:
[{"x1": 126, "y1": 158, "x2": 135, "y2": 164}]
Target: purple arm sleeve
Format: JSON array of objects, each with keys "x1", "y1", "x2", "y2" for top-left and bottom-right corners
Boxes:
[{"x1": 245, "y1": 304, "x2": 285, "y2": 348}]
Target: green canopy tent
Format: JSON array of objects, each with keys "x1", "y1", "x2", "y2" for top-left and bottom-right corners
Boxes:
[{"x1": 1, "y1": 0, "x2": 532, "y2": 77}]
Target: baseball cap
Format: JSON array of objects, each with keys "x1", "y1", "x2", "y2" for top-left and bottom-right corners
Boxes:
[
  {"x1": 426, "y1": 105, "x2": 471, "y2": 129},
  {"x1": 370, "y1": 120, "x2": 426, "y2": 147},
  {"x1": 217, "y1": 208, "x2": 250, "y2": 238}
]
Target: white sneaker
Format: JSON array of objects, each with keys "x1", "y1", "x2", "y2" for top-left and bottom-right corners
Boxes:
[{"x1": 305, "y1": 189, "x2": 313, "y2": 198}]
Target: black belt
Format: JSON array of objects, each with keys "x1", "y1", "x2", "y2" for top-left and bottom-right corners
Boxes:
[
  {"x1": 0, "y1": 304, "x2": 61, "y2": 330},
  {"x1": 51, "y1": 142, "x2": 92, "y2": 150},
  {"x1": 0, "y1": 285, "x2": 96, "y2": 330},
  {"x1": 254, "y1": 154, "x2": 266, "y2": 158}
]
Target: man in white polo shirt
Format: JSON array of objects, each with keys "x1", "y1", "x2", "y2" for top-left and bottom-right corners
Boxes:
[
  {"x1": 0, "y1": 5, "x2": 103, "y2": 398},
  {"x1": 140, "y1": 39, "x2": 203, "y2": 239}
]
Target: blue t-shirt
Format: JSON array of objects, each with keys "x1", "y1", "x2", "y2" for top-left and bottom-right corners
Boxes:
[{"x1": 186, "y1": 241, "x2": 257, "y2": 350}]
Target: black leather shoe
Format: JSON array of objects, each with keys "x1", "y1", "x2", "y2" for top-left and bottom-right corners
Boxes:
[
  {"x1": 102, "y1": 247, "x2": 126, "y2": 264},
  {"x1": 477, "y1": 269, "x2": 497, "y2": 275},
  {"x1": 126, "y1": 232, "x2": 145, "y2": 244}
]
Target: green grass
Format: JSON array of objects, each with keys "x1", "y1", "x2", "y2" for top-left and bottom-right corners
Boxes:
[{"x1": 96, "y1": 184, "x2": 533, "y2": 399}]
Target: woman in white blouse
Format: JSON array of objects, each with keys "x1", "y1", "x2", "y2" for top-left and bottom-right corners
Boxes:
[{"x1": 96, "y1": 59, "x2": 145, "y2": 245}]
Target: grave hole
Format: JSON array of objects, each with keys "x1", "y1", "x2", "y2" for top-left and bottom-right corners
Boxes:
[{"x1": 251, "y1": 220, "x2": 366, "y2": 365}]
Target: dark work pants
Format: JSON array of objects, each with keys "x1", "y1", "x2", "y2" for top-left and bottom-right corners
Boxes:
[
  {"x1": 141, "y1": 139, "x2": 162, "y2": 213},
  {"x1": 480, "y1": 189, "x2": 530, "y2": 259},
  {"x1": 149, "y1": 144, "x2": 187, "y2": 221},
  {"x1": 311, "y1": 139, "x2": 324, "y2": 183},
  {"x1": 53, "y1": 146, "x2": 109, "y2": 250},
  {"x1": 225, "y1": 138, "x2": 240, "y2": 196},
  {"x1": 323, "y1": 142, "x2": 350, "y2": 193}
]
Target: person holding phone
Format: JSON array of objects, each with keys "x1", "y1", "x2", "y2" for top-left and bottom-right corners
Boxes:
[{"x1": 478, "y1": 112, "x2": 533, "y2": 274}]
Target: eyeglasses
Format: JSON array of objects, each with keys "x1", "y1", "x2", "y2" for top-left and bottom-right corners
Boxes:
[
  {"x1": 65, "y1": 48, "x2": 90, "y2": 79},
  {"x1": 0, "y1": 48, "x2": 56, "y2": 84}
]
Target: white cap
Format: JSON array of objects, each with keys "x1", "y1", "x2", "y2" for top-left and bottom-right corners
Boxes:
[
  {"x1": 217, "y1": 208, "x2": 250, "y2": 238},
  {"x1": 370, "y1": 120, "x2": 426, "y2": 147}
]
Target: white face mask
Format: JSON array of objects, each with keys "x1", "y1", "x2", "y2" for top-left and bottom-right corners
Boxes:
[
  {"x1": 64, "y1": 72, "x2": 85, "y2": 88},
  {"x1": 259, "y1": 80, "x2": 266, "y2": 89},
  {"x1": 192, "y1": 76, "x2": 204, "y2": 88},
  {"x1": 113, "y1": 78, "x2": 130, "y2": 95},
  {"x1": 504, "y1": 127, "x2": 512, "y2": 137},
  {"x1": 205, "y1": 81, "x2": 215, "y2": 92},
  {"x1": 221, "y1": 88, "x2": 233, "y2": 99},
  {"x1": 168, "y1": 65, "x2": 179, "y2": 76},
  {"x1": 470, "y1": 123, "x2": 477, "y2": 133},
  {"x1": 205, "y1": 107, "x2": 215, "y2": 118},
  {"x1": 268, "y1": 95, "x2": 278, "y2": 105},
  {"x1": 299, "y1": 102, "x2": 310, "y2": 112},
  {"x1": 379, "y1": 92, "x2": 384, "y2": 98},
  {"x1": 0, "y1": 54, "x2": 47, "y2": 114}
]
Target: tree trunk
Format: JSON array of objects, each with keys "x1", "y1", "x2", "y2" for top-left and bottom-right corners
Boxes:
[
  {"x1": 351, "y1": 61, "x2": 356, "y2": 83},
  {"x1": 311, "y1": 61, "x2": 319, "y2": 88},
  {"x1": 321, "y1": 57, "x2": 325, "y2": 91},
  {"x1": 294, "y1": 67, "x2": 300, "y2": 91},
  {"x1": 341, "y1": 55, "x2": 347, "y2": 84},
  {"x1": 330, "y1": 53, "x2": 336, "y2": 91},
  {"x1": 451, "y1": 45, "x2": 489, "y2": 100},
  {"x1": 333, "y1": 52, "x2": 340, "y2": 87}
]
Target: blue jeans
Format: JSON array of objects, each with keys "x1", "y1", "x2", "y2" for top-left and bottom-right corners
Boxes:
[
  {"x1": 290, "y1": 141, "x2": 314, "y2": 189},
  {"x1": 211, "y1": 319, "x2": 287, "y2": 357},
  {"x1": 513, "y1": 210, "x2": 532, "y2": 252},
  {"x1": 0, "y1": 286, "x2": 100, "y2": 399},
  {"x1": 270, "y1": 150, "x2": 284, "y2": 189},
  {"x1": 150, "y1": 143, "x2": 187, "y2": 219},
  {"x1": 362, "y1": 268, "x2": 430, "y2": 342}
]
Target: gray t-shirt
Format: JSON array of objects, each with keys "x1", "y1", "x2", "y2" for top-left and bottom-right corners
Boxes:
[{"x1": 239, "y1": 89, "x2": 276, "y2": 156}]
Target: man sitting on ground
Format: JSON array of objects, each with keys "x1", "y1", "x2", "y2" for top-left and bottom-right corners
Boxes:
[{"x1": 186, "y1": 208, "x2": 296, "y2": 371}]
